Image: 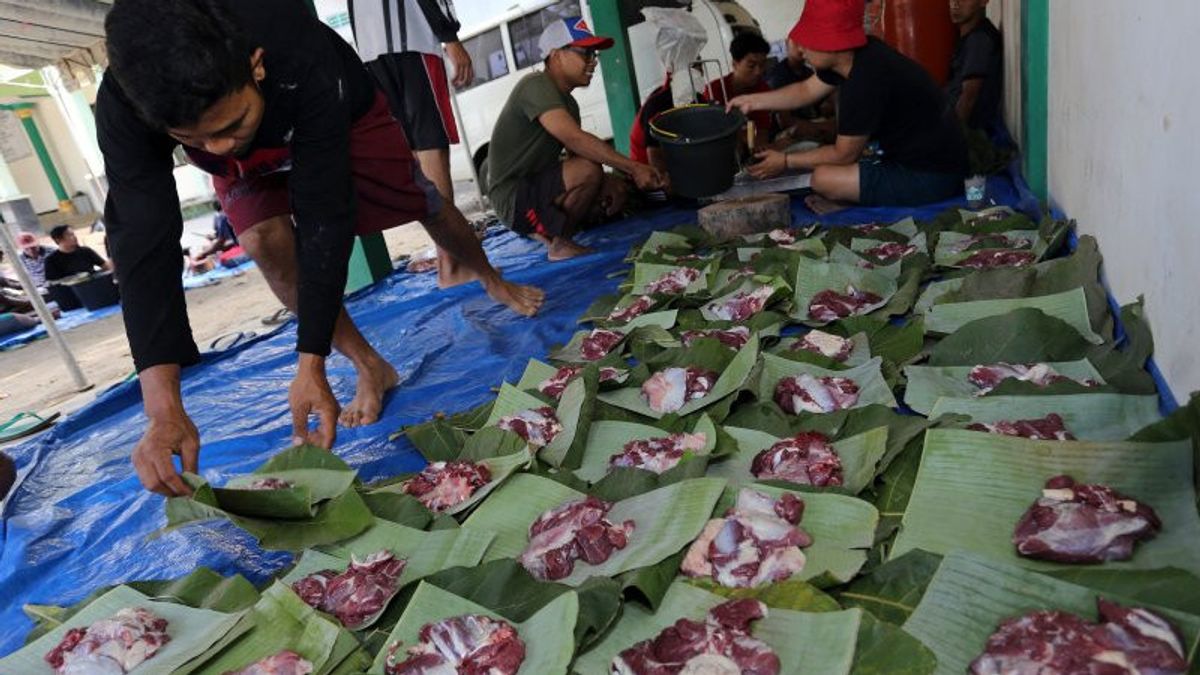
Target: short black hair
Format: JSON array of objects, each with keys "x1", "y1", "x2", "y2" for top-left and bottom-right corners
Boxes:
[
  {"x1": 730, "y1": 32, "x2": 770, "y2": 61},
  {"x1": 105, "y1": 0, "x2": 254, "y2": 130},
  {"x1": 50, "y1": 225, "x2": 71, "y2": 241}
]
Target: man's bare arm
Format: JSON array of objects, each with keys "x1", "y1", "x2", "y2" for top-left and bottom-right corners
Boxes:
[
  {"x1": 729, "y1": 78, "x2": 837, "y2": 115},
  {"x1": 956, "y1": 78, "x2": 984, "y2": 125},
  {"x1": 539, "y1": 109, "x2": 641, "y2": 173},
  {"x1": 787, "y1": 134, "x2": 869, "y2": 171}
]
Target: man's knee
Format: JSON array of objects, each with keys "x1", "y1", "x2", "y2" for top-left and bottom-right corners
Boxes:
[
  {"x1": 811, "y1": 164, "x2": 859, "y2": 201},
  {"x1": 564, "y1": 158, "x2": 603, "y2": 190},
  {"x1": 811, "y1": 165, "x2": 835, "y2": 193},
  {"x1": 238, "y1": 216, "x2": 294, "y2": 268}
]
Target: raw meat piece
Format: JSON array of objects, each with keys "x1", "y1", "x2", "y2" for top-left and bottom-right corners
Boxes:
[
  {"x1": 644, "y1": 267, "x2": 702, "y2": 296},
  {"x1": 728, "y1": 265, "x2": 756, "y2": 282},
  {"x1": 608, "y1": 296, "x2": 656, "y2": 323},
  {"x1": 1012, "y1": 475, "x2": 1161, "y2": 564},
  {"x1": 227, "y1": 650, "x2": 315, "y2": 675},
  {"x1": 497, "y1": 407, "x2": 563, "y2": 447},
  {"x1": 44, "y1": 607, "x2": 170, "y2": 675},
  {"x1": 969, "y1": 600, "x2": 1187, "y2": 675},
  {"x1": 968, "y1": 362, "x2": 1099, "y2": 395},
  {"x1": 807, "y1": 286, "x2": 884, "y2": 322},
  {"x1": 581, "y1": 329, "x2": 625, "y2": 361},
  {"x1": 681, "y1": 488, "x2": 811, "y2": 588},
  {"x1": 703, "y1": 285, "x2": 775, "y2": 321},
  {"x1": 862, "y1": 241, "x2": 918, "y2": 263},
  {"x1": 966, "y1": 413, "x2": 1076, "y2": 440},
  {"x1": 385, "y1": 615, "x2": 525, "y2": 675},
  {"x1": 774, "y1": 374, "x2": 859, "y2": 414},
  {"x1": 538, "y1": 365, "x2": 625, "y2": 399},
  {"x1": 790, "y1": 330, "x2": 854, "y2": 362},
  {"x1": 766, "y1": 228, "x2": 797, "y2": 245},
  {"x1": 611, "y1": 599, "x2": 781, "y2": 674},
  {"x1": 949, "y1": 233, "x2": 1032, "y2": 253},
  {"x1": 960, "y1": 248, "x2": 1037, "y2": 269},
  {"x1": 401, "y1": 460, "x2": 492, "y2": 513},
  {"x1": 751, "y1": 432, "x2": 843, "y2": 487},
  {"x1": 641, "y1": 367, "x2": 719, "y2": 414},
  {"x1": 680, "y1": 326, "x2": 752, "y2": 350},
  {"x1": 850, "y1": 222, "x2": 883, "y2": 233},
  {"x1": 291, "y1": 551, "x2": 407, "y2": 629},
  {"x1": 608, "y1": 432, "x2": 707, "y2": 474},
  {"x1": 518, "y1": 496, "x2": 634, "y2": 581},
  {"x1": 244, "y1": 477, "x2": 293, "y2": 490}
]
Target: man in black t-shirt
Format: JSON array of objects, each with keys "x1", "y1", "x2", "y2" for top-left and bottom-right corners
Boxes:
[
  {"x1": 947, "y1": 0, "x2": 1003, "y2": 129},
  {"x1": 44, "y1": 225, "x2": 111, "y2": 282},
  {"x1": 728, "y1": 0, "x2": 967, "y2": 213},
  {"x1": 764, "y1": 36, "x2": 836, "y2": 146}
]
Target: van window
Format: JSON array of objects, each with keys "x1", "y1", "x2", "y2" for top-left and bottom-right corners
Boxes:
[
  {"x1": 508, "y1": 0, "x2": 583, "y2": 71},
  {"x1": 457, "y1": 27, "x2": 509, "y2": 91}
]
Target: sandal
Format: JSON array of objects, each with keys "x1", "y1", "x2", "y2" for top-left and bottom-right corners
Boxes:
[
  {"x1": 261, "y1": 308, "x2": 294, "y2": 326},
  {"x1": 0, "y1": 411, "x2": 62, "y2": 444}
]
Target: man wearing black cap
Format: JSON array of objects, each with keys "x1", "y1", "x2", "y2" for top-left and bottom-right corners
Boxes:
[{"x1": 488, "y1": 18, "x2": 667, "y2": 260}]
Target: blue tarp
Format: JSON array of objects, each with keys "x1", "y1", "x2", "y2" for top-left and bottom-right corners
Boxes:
[{"x1": 0, "y1": 173, "x2": 1035, "y2": 655}]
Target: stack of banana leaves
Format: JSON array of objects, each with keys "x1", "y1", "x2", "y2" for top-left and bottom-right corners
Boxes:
[{"x1": 8, "y1": 206, "x2": 1200, "y2": 674}]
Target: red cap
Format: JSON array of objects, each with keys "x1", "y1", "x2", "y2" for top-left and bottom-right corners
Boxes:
[
  {"x1": 16, "y1": 232, "x2": 37, "y2": 248},
  {"x1": 790, "y1": 0, "x2": 867, "y2": 52}
]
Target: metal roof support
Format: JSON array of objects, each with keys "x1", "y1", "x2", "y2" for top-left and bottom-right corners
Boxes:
[
  {"x1": 0, "y1": 18, "x2": 101, "y2": 48},
  {"x1": 0, "y1": 2, "x2": 107, "y2": 38},
  {"x1": 0, "y1": 49, "x2": 48, "y2": 68},
  {"x1": 0, "y1": 0, "x2": 109, "y2": 24}
]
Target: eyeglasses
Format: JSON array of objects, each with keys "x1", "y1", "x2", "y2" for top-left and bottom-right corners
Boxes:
[{"x1": 566, "y1": 47, "x2": 598, "y2": 62}]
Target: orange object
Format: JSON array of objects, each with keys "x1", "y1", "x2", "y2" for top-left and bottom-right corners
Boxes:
[{"x1": 866, "y1": 0, "x2": 957, "y2": 86}]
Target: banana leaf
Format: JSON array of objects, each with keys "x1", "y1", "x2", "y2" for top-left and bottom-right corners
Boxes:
[
  {"x1": 630, "y1": 261, "x2": 715, "y2": 296},
  {"x1": 710, "y1": 426, "x2": 888, "y2": 496},
  {"x1": 573, "y1": 581, "x2": 864, "y2": 675},
  {"x1": 205, "y1": 445, "x2": 359, "y2": 520},
  {"x1": 547, "y1": 311, "x2": 678, "y2": 363},
  {"x1": 828, "y1": 244, "x2": 904, "y2": 279},
  {"x1": 369, "y1": 583, "x2": 577, "y2": 674},
  {"x1": 1, "y1": 585, "x2": 247, "y2": 674},
  {"x1": 902, "y1": 358, "x2": 1106, "y2": 415},
  {"x1": 514, "y1": 358, "x2": 627, "y2": 394},
  {"x1": 851, "y1": 231, "x2": 930, "y2": 259},
  {"x1": 188, "y1": 582, "x2": 348, "y2": 675},
  {"x1": 903, "y1": 552, "x2": 1200, "y2": 675},
  {"x1": 771, "y1": 331, "x2": 872, "y2": 368},
  {"x1": 929, "y1": 393, "x2": 1163, "y2": 441},
  {"x1": 485, "y1": 378, "x2": 593, "y2": 470},
  {"x1": 925, "y1": 286, "x2": 1107, "y2": 343},
  {"x1": 829, "y1": 317, "x2": 925, "y2": 368},
  {"x1": 597, "y1": 334, "x2": 759, "y2": 420},
  {"x1": 932, "y1": 228, "x2": 1042, "y2": 267},
  {"x1": 1130, "y1": 392, "x2": 1200, "y2": 508},
  {"x1": 699, "y1": 276, "x2": 792, "y2": 322},
  {"x1": 635, "y1": 231, "x2": 693, "y2": 260},
  {"x1": 702, "y1": 482, "x2": 879, "y2": 586},
  {"x1": 914, "y1": 277, "x2": 962, "y2": 315},
  {"x1": 790, "y1": 258, "x2": 898, "y2": 325},
  {"x1": 926, "y1": 308, "x2": 1096, "y2": 366},
  {"x1": 463, "y1": 474, "x2": 726, "y2": 586},
  {"x1": 835, "y1": 549, "x2": 945, "y2": 625},
  {"x1": 892, "y1": 429, "x2": 1200, "y2": 575},
  {"x1": 573, "y1": 414, "x2": 722, "y2": 483},
  {"x1": 163, "y1": 474, "x2": 374, "y2": 551},
  {"x1": 688, "y1": 577, "x2": 841, "y2": 612},
  {"x1": 756, "y1": 354, "x2": 898, "y2": 410}
]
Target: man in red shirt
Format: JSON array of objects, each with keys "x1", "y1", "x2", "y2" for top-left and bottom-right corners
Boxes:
[{"x1": 702, "y1": 32, "x2": 775, "y2": 142}]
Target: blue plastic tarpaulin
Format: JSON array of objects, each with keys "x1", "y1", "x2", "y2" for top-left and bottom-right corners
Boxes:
[{"x1": 0, "y1": 177, "x2": 1032, "y2": 655}]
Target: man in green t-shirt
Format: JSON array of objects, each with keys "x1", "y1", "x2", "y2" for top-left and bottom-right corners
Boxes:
[{"x1": 488, "y1": 18, "x2": 666, "y2": 260}]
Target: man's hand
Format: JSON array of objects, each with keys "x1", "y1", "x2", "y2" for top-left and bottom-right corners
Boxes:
[
  {"x1": 749, "y1": 149, "x2": 788, "y2": 180},
  {"x1": 132, "y1": 410, "x2": 200, "y2": 497},
  {"x1": 445, "y1": 42, "x2": 474, "y2": 89},
  {"x1": 630, "y1": 163, "x2": 667, "y2": 192},
  {"x1": 726, "y1": 94, "x2": 760, "y2": 116},
  {"x1": 290, "y1": 353, "x2": 339, "y2": 449}
]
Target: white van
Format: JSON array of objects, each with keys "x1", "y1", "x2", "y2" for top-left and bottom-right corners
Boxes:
[{"x1": 448, "y1": 0, "x2": 774, "y2": 186}]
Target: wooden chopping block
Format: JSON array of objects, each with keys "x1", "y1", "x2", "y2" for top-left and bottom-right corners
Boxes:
[{"x1": 697, "y1": 193, "x2": 790, "y2": 241}]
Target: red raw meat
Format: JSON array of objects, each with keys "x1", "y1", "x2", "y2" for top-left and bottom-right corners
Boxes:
[
  {"x1": 681, "y1": 488, "x2": 811, "y2": 588},
  {"x1": 641, "y1": 367, "x2": 719, "y2": 414},
  {"x1": 519, "y1": 496, "x2": 634, "y2": 581},
  {"x1": 538, "y1": 365, "x2": 625, "y2": 399},
  {"x1": 704, "y1": 285, "x2": 775, "y2": 321},
  {"x1": 291, "y1": 551, "x2": 407, "y2": 629},
  {"x1": 644, "y1": 267, "x2": 702, "y2": 296},
  {"x1": 611, "y1": 599, "x2": 781, "y2": 674},
  {"x1": 680, "y1": 326, "x2": 751, "y2": 350},
  {"x1": 774, "y1": 374, "x2": 859, "y2": 414},
  {"x1": 862, "y1": 241, "x2": 918, "y2": 263},
  {"x1": 227, "y1": 650, "x2": 315, "y2": 675},
  {"x1": 609, "y1": 432, "x2": 707, "y2": 474},
  {"x1": 751, "y1": 432, "x2": 843, "y2": 487},
  {"x1": 580, "y1": 329, "x2": 624, "y2": 361},
  {"x1": 497, "y1": 406, "x2": 563, "y2": 447},
  {"x1": 968, "y1": 363, "x2": 1099, "y2": 395},
  {"x1": 386, "y1": 614, "x2": 525, "y2": 675},
  {"x1": 959, "y1": 249, "x2": 1037, "y2": 269},
  {"x1": 966, "y1": 413, "x2": 1076, "y2": 440},
  {"x1": 791, "y1": 330, "x2": 854, "y2": 362},
  {"x1": 807, "y1": 286, "x2": 884, "y2": 322},
  {"x1": 44, "y1": 607, "x2": 170, "y2": 674},
  {"x1": 401, "y1": 460, "x2": 492, "y2": 513},
  {"x1": 1012, "y1": 475, "x2": 1161, "y2": 564},
  {"x1": 608, "y1": 296, "x2": 657, "y2": 323}
]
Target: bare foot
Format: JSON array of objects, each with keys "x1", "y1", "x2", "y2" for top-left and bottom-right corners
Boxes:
[
  {"x1": 805, "y1": 194, "x2": 850, "y2": 215},
  {"x1": 435, "y1": 247, "x2": 480, "y2": 288},
  {"x1": 339, "y1": 357, "x2": 400, "y2": 428},
  {"x1": 484, "y1": 277, "x2": 545, "y2": 317},
  {"x1": 547, "y1": 236, "x2": 593, "y2": 261}
]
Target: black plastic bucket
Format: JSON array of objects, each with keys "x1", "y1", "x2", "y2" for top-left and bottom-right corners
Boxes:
[
  {"x1": 649, "y1": 104, "x2": 745, "y2": 199},
  {"x1": 65, "y1": 272, "x2": 120, "y2": 311}
]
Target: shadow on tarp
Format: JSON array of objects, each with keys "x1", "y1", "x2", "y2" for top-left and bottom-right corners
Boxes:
[{"x1": 0, "y1": 177, "x2": 1024, "y2": 655}]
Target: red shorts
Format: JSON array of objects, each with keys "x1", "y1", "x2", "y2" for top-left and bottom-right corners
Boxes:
[{"x1": 188, "y1": 92, "x2": 442, "y2": 236}]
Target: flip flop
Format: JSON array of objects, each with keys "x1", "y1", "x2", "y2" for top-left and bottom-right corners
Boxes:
[
  {"x1": 261, "y1": 308, "x2": 294, "y2": 326},
  {"x1": 209, "y1": 331, "x2": 257, "y2": 352},
  {"x1": 0, "y1": 411, "x2": 62, "y2": 444}
]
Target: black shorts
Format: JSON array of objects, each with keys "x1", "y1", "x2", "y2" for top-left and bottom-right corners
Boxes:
[
  {"x1": 367, "y1": 52, "x2": 460, "y2": 151},
  {"x1": 511, "y1": 163, "x2": 568, "y2": 239}
]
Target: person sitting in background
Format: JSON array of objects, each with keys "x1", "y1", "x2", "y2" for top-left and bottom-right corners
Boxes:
[
  {"x1": 728, "y1": 0, "x2": 967, "y2": 213},
  {"x1": 488, "y1": 18, "x2": 666, "y2": 260},
  {"x1": 946, "y1": 0, "x2": 1002, "y2": 129},
  {"x1": 16, "y1": 232, "x2": 54, "y2": 287},
  {"x1": 628, "y1": 8, "x2": 709, "y2": 177},
  {"x1": 702, "y1": 32, "x2": 775, "y2": 144},
  {"x1": 44, "y1": 225, "x2": 112, "y2": 282},
  {"x1": 764, "y1": 33, "x2": 837, "y2": 147},
  {"x1": 190, "y1": 202, "x2": 239, "y2": 266}
]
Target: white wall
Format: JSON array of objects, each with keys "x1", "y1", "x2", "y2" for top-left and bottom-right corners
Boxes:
[{"x1": 1047, "y1": 1, "x2": 1200, "y2": 397}]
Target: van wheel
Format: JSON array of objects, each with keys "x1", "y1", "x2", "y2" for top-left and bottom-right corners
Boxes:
[{"x1": 473, "y1": 145, "x2": 490, "y2": 194}]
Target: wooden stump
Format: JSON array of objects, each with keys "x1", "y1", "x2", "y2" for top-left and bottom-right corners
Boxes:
[{"x1": 697, "y1": 194, "x2": 791, "y2": 241}]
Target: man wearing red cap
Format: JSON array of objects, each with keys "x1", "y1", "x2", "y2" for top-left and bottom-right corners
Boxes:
[
  {"x1": 730, "y1": 0, "x2": 967, "y2": 213},
  {"x1": 15, "y1": 232, "x2": 53, "y2": 288},
  {"x1": 488, "y1": 18, "x2": 667, "y2": 260}
]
